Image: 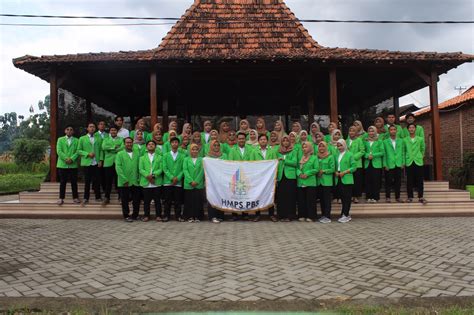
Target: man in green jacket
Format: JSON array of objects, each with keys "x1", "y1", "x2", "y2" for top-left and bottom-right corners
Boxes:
[
  {"x1": 139, "y1": 140, "x2": 163, "y2": 222},
  {"x1": 385, "y1": 114, "x2": 404, "y2": 138},
  {"x1": 78, "y1": 122, "x2": 103, "y2": 205},
  {"x1": 95, "y1": 120, "x2": 109, "y2": 193},
  {"x1": 402, "y1": 113, "x2": 425, "y2": 139},
  {"x1": 404, "y1": 123, "x2": 427, "y2": 204},
  {"x1": 56, "y1": 125, "x2": 80, "y2": 205},
  {"x1": 101, "y1": 125, "x2": 123, "y2": 205},
  {"x1": 162, "y1": 137, "x2": 185, "y2": 222},
  {"x1": 115, "y1": 137, "x2": 140, "y2": 222},
  {"x1": 383, "y1": 125, "x2": 405, "y2": 203}
]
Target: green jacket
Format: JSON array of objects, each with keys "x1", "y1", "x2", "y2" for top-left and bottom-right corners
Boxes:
[
  {"x1": 251, "y1": 147, "x2": 277, "y2": 161},
  {"x1": 402, "y1": 125, "x2": 425, "y2": 139},
  {"x1": 347, "y1": 137, "x2": 365, "y2": 169},
  {"x1": 335, "y1": 151, "x2": 357, "y2": 185},
  {"x1": 404, "y1": 136, "x2": 425, "y2": 167},
  {"x1": 386, "y1": 124, "x2": 404, "y2": 138},
  {"x1": 296, "y1": 155, "x2": 319, "y2": 187},
  {"x1": 56, "y1": 136, "x2": 79, "y2": 169},
  {"x1": 383, "y1": 137, "x2": 405, "y2": 169},
  {"x1": 162, "y1": 150, "x2": 185, "y2": 185},
  {"x1": 94, "y1": 131, "x2": 108, "y2": 160},
  {"x1": 364, "y1": 140, "x2": 384, "y2": 169},
  {"x1": 276, "y1": 149, "x2": 297, "y2": 180},
  {"x1": 78, "y1": 133, "x2": 103, "y2": 166},
  {"x1": 200, "y1": 132, "x2": 211, "y2": 144},
  {"x1": 318, "y1": 154, "x2": 335, "y2": 187},
  {"x1": 115, "y1": 150, "x2": 139, "y2": 187},
  {"x1": 228, "y1": 145, "x2": 254, "y2": 161},
  {"x1": 139, "y1": 152, "x2": 163, "y2": 187},
  {"x1": 101, "y1": 136, "x2": 124, "y2": 167},
  {"x1": 221, "y1": 143, "x2": 236, "y2": 155},
  {"x1": 130, "y1": 130, "x2": 150, "y2": 143},
  {"x1": 133, "y1": 143, "x2": 147, "y2": 158},
  {"x1": 183, "y1": 157, "x2": 205, "y2": 190}
]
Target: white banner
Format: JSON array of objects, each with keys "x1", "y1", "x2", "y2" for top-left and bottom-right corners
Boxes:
[{"x1": 203, "y1": 157, "x2": 278, "y2": 212}]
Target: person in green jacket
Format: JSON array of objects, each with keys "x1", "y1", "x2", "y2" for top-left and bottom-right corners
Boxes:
[
  {"x1": 115, "y1": 137, "x2": 140, "y2": 222},
  {"x1": 297, "y1": 141, "x2": 319, "y2": 222},
  {"x1": 276, "y1": 135, "x2": 298, "y2": 221},
  {"x1": 383, "y1": 124, "x2": 405, "y2": 203},
  {"x1": 151, "y1": 130, "x2": 165, "y2": 155},
  {"x1": 78, "y1": 122, "x2": 103, "y2": 205},
  {"x1": 163, "y1": 120, "x2": 178, "y2": 144},
  {"x1": 335, "y1": 139, "x2": 357, "y2": 223},
  {"x1": 201, "y1": 120, "x2": 213, "y2": 144},
  {"x1": 404, "y1": 123, "x2": 427, "y2": 204},
  {"x1": 221, "y1": 130, "x2": 237, "y2": 155},
  {"x1": 139, "y1": 140, "x2": 163, "y2": 222},
  {"x1": 375, "y1": 117, "x2": 388, "y2": 141},
  {"x1": 251, "y1": 134, "x2": 278, "y2": 222},
  {"x1": 189, "y1": 131, "x2": 205, "y2": 157},
  {"x1": 364, "y1": 126, "x2": 384, "y2": 203},
  {"x1": 206, "y1": 140, "x2": 228, "y2": 223},
  {"x1": 183, "y1": 143, "x2": 205, "y2": 222},
  {"x1": 402, "y1": 113, "x2": 425, "y2": 139},
  {"x1": 95, "y1": 120, "x2": 109, "y2": 193},
  {"x1": 347, "y1": 126, "x2": 365, "y2": 203},
  {"x1": 163, "y1": 130, "x2": 178, "y2": 153},
  {"x1": 132, "y1": 130, "x2": 147, "y2": 158},
  {"x1": 324, "y1": 122, "x2": 338, "y2": 143},
  {"x1": 56, "y1": 125, "x2": 80, "y2": 205},
  {"x1": 101, "y1": 125, "x2": 124, "y2": 205},
  {"x1": 317, "y1": 141, "x2": 335, "y2": 223},
  {"x1": 385, "y1": 113, "x2": 404, "y2": 138},
  {"x1": 162, "y1": 136, "x2": 185, "y2": 222},
  {"x1": 130, "y1": 118, "x2": 151, "y2": 143}
]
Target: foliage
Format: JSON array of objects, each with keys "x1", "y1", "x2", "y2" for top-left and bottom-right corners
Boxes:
[
  {"x1": 12, "y1": 138, "x2": 49, "y2": 165},
  {"x1": 0, "y1": 173, "x2": 45, "y2": 194},
  {"x1": 450, "y1": 152, "x2": 474, "y2": 188},
  {"x1": 0, "y1": 162, "x2": 49, "y2": 175}
]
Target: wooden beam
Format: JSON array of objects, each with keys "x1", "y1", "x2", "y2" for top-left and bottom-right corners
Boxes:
[
  {"x1": 429, "y1": 69, "x2": 442, "y2": 180},
  {"x1": 307, "y1": 83, "x2": 315, "y2": 127},
  {"x1": 393, "y1": 88, "x2": 400, "y2": 124},
  {"x1": 49, "y1": 70, "x2": 58, "y2": 182},
  {"x1": 412, "y1": 68, "x2": 431, "y2": 86},
  {"x1": 162, "y1": 95, "x2": 169, "y2": 132},
  {"x1": 329, "y1": 68, "x2": 339, "y2": 124},
  {"x1": 150, "y1": 69, "x2": 158, "y2": 128}
]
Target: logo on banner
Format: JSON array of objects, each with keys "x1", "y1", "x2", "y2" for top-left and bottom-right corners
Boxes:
[{"x1": 230, "y1": 167, "x2": 249, "y2": 198}]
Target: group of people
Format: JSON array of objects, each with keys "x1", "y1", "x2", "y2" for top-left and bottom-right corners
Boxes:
[{"x1": 56, "y1": 113, "x2": 426, "y2": 224}]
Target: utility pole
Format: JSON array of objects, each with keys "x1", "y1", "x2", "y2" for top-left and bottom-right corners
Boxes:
[{"x1": 455, "y1": 86, "x2": 467, "y2": 95}]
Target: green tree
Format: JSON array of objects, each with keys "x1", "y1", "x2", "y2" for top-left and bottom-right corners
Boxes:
[
  {"x1": 12, "y1": 138, "x2": 49, "y2": 165},
  {"x1": 0, "y1": 112, "x2": 19, "y2": 153}
]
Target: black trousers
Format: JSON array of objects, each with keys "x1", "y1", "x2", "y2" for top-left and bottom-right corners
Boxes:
[
  {"x1": 337, "y1": 182, "x2": 353, "y2": 216},
  {"x1": 319, "y1": 186, "x2": 332, "y2": 218},
  {"x1": 163, "y1": 186, "x2": 183, "y2": 219},
  {"x1": 184, "y1": 189, "x2": 203, "y2": 219},
  {"x1": 83, "y1": 165, "x2": 101, "y2": 200},
  {"x1": 297, "y1": 187, "x2": 317, "y2": 220},
  {"x1": 208, "y1": 205, "x2": 224, "y2": 220},
  {"x1": 277, "y1": 175, "x2": 297, "y2": 220},
  {"x1": 143, "y1": 187, "x2": 162, "y2": 218},
  {"x1": 406, "y1": 164, "x2": 424, "y2": 198},
  {"x1": 385, "y1": 167, "x2": 402, "y2": 199},
  {"x1": 120, "y1": 186, "x2": 140, "y2": 219},
  {"x1": 352, "y1": 168, "x2": 363, "y2": 198},
  {"x1": 103, "y1": 165, "x2": 116, "y2": 200},
  {"x1": 365, "y1": 163, "x2": 381, "y2": 200},
  {"x1": 58, "y1": 168, "x2": 79, "y2": 199},
  {"x1": 99, "y1": 165, "x2": 106, "y2": 194}
]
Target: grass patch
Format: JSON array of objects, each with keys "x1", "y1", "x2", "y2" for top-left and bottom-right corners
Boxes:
[
  {"x1": 0, "y1": 173, "x2": 46, "y2": 194},
  {"x1": 0, "y1": 162, "x2": 49, "y2": 175}
]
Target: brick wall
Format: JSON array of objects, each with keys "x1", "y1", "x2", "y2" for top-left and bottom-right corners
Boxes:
[{"x1": 416, "y1": 102, "x2": 474, "y2": 181}]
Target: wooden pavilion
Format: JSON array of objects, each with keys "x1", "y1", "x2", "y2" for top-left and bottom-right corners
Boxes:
[{"x1": 12, "y1": 0, "x2": 473, "y2": 182}]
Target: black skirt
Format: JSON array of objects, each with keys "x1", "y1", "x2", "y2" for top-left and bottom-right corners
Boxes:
[{"x1": 277, "y1": 173, "x2": 297, "y2": 220}]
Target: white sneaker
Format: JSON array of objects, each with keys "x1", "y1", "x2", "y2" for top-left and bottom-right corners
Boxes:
[
  {"x1": 212, "y1": 218, "x2": 220, "y2": 223},
  {"x1": 187, "y1": 218, "x2": 194, "y2": 223},
  {"x1": 319, "y1": 217, "x2": 331, "y2": 224},
  {"x1": 305, "y1": 218, "x2": 313, "y2": 222},
  {"x1": 338, "y1": 215, "x2": 347, "y2": 223},
  {"x1": 347, "y1": 216, "x2": 352, "y2": 221},
  {"x1": 298, "y1": 217, "x2": 306, "y2": 222},
  {"x1": 194, "y1": 219, "x2": 200, "y2": 223}
]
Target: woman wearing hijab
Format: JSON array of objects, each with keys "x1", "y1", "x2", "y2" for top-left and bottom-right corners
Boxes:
[
  {"x1": 335, "y1": 139, "x2": 356, "y2": 223},
  {"x1": 329, "y1": 129, "x2": 343, "y2": 157},
  {"x1": 151, "y1": 130, "x2": 165, "y2": 155},
  {"x1": 163, "y1": 130, "x2": 178, "y2": 153},
  {"x1": 317, "y1": 141, "x2": 335, "y2": 223},
  {"x1": 206, "y1": 140, "x2": 227, "y2": 223},
  {"x1": 201, "y1": 120, "x2": 213, "y2": 144},
  {"x1": 133, "y1": 129, "x2": 147, "y2": 158},
  {"x1": 353, "y1": 120, "x2": 367, "y2": 140},
  {"x1": 246, "y1": 129, "x2": 259, "y2": 147},
  {"x1": 189, "y1": 131, "x2": 204, "y2": 157},
  {"x1": 346, "y1": 126, "x2": 365, "y2": 203},
  {"x1": 222, "y1": 130, "x2": 237, "y2": 155},
  {"x1": 291, "y1": 121, "x2": 302, "y2": 136},
  {"x1": 364, "y1": 126, "x2": 384, "y2": 203},
  {"x1": 180, "y1": 123, "x2": 193, "y2": 142},
  {"x1": 183, "y1": 143, "x2": 204, "y2": 222},
  {"x1": 268, "y1": 131, "x2": 280, "y2": 151},
  {"x1": 179, "y1": 134, "x2": 190, "y2": 157},
  {"x1": 273, "y1": 120, "x2": 286, "y2": 142},
  {"x1": 238, "y1": 119, "x2": 251, "y2": 137},
  {"x1": 297, "y1": 141, "x2": 319, "y2": 222},
  {"x1": 255, "y1": 117, "x2": 270, "y2": 139},
  {"x1": 203, "y1": 129, "x2": 220, "y2": 155},
  {"x1": 218, "y1": 121, "x2": 231, "y2": 144},
  {"x1": 288, "y1": 131, "x2": 301, "y2": 159},
  {"x1": 130, "y1": 118, "x2": 150, "y2": 144},
  {"x1": 312, "y1": 131, "x2": 324, "y2": 154},
  {"x1": 374, "y1": 117, "x2": 388, "y2": 141},
  {"x1": 276, "y1": 135, "x2": 298, "y2": 221},
  {"x1": 309, "y1": 122, "x2": 321, "y2": 143},
  {"x1": 324, "y1": 122, "x2": 338, "y2": 143},
  {"x1": 163, "y1": 121, "x2": 178, "y2": 143}
]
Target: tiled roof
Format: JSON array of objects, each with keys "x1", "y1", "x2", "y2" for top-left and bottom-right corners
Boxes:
[{"x1": 12, "y1": 0, "x2": 474, "y2": 66}]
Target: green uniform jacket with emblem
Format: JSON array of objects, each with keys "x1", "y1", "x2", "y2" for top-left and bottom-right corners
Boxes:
[
  {"x1": 251, "y1": 147, "x2": 277, "y2": 161},
  {"x1": 56, "y1": 136, "x2": 79, "y2": 168},
  {"x1": 162, "y1": 150, "x2": 185, "y2": 185},
  {"x1": 94, "y1": 131, "x2": 109, "y2": 160},
  {"x1": 77, "y1": 133, "x2": 103, "y2": 166},
  {"x1": 383, "y1": 137, "x2": 405, "y2": 169},
  {"x1": 364, "y1": 139, "x2": 384, "y2": 169},
  {"x1": 346, "y1": 137, "x2": 365, "y2": 169},
  {"x1": 139, "y1": 152, "x2": 163, "y2": 187},
  {"x1": 183, "y1": 157, "x2": 205, "y2": 190},
  {"x1": 276, "y1": 149, "x2": 297, "y2": 181},
  {"x1": 228, "y1": 145, "x2": 254, "y2": 161},
  {"x1": 335, "y1": 151, "x2": 357, "y2": 185},
  {"x1": 318, "y1": 154, "x2": 335, "y2": 187},
  {"x1": 101, "y1": 136, "x2": 124, "y2": 167},
  {"x1": 115, "y1": 150, "x2": 139, "y2": 187},
  {"x1": 133, "y1": 143, "x2": 147, "y2": 158},
  {"x1": 402, "y1": 125, "x2": 424, "y2": 139},
  {"x1": 404, "y1": 136, "x2": 425, "y2": 167},
  {"x1": 296, "y1": 155, "x2": 319, "y2": 187}
]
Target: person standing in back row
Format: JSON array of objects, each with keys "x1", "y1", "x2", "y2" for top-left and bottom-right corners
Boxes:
[{"x1": 404, "y1": 123, "x2": 427, "y2": 205}]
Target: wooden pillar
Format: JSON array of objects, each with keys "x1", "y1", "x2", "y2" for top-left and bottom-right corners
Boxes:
[
  {"x1": 393, "y1": 93, "x2": 400, "y2": 124},
  {"x1": 307, "y1": 84, "x2": 315, "y2": 127},
  {"x1": 329, "y1": 68, "x2": 338, "y2": 124},
  {"x1": 85, "y1": 99, "x2": 92, "y2": 123},
  {"x1": 150, "y1": 70, "x2": 158, "y2": 128},
  {"x1": 162, "y1": 95, "x2": 169, "y2": 132},
  {"x1": 430, "y1": 69, "x2": 442, "y2": 180},
  {"x1": 49, "y1": 70, "x2": 58, "y2": 182}
]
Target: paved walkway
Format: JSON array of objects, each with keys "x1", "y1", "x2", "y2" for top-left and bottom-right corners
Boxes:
[{"x1": 1, "y1": 218, "x2": 473, "y2": 301}]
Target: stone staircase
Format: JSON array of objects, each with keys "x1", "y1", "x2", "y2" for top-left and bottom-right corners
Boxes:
[{"x1": 0, "y1": 181, "x2": 473, "y2": 219}]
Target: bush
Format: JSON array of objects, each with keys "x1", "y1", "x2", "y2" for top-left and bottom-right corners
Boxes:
[
  {"x1": 449, "y1": 152, "x2": 474, "y2": 189},
  {"x1": 12, "y1": 138, "x2": 49, "y2": 165},
  {"x1": 0, "y1": 162, "x2": 49, "y2": 175},
  {"x1": 0, "y1": 173, "x2": 45, "y2": 194}
]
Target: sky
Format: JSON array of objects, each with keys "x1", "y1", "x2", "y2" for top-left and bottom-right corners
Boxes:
[{"x1": 0, "y1": 0, "x2": 473, "y2": 118}]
